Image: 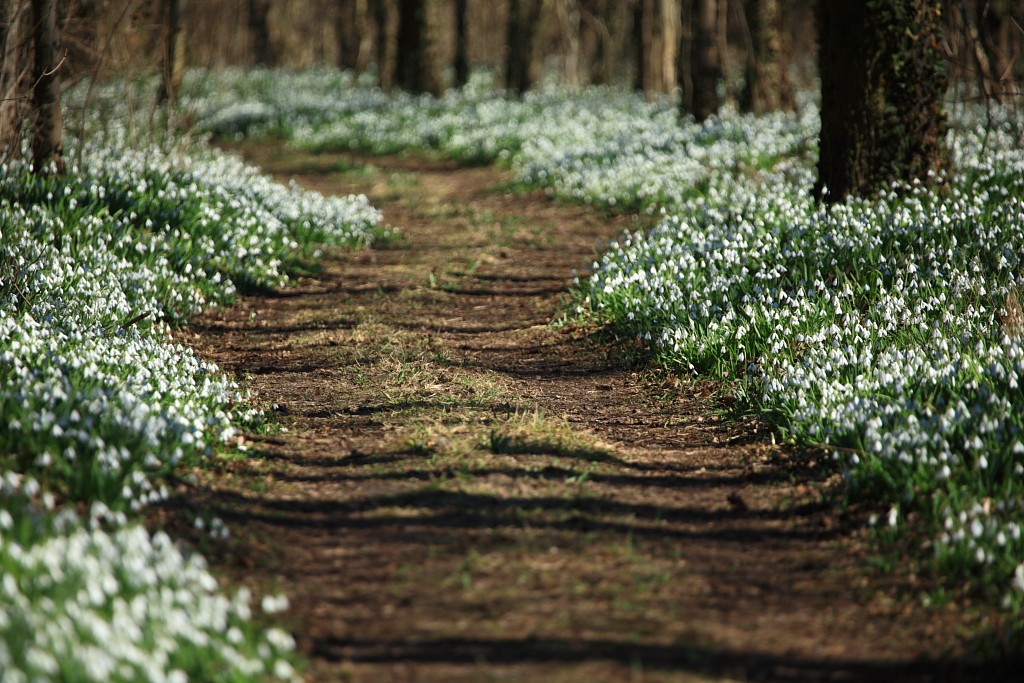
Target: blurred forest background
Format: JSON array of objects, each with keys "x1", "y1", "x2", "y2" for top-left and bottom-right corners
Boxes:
[
  {"x1": 2, "y1": 1, "x2": 1023, "y2": 194},
  {"x1": 3, "y1": 1, "x2": 1023, "y2": 109}
]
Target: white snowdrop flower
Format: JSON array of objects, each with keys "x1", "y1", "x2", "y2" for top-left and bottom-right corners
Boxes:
[
  {"x1": 888, "y1": 506, "x2": 899, "y2": 528},
  {"x1": 971, "y1": 519, "x2": 984, "y2": 538},
  {"x1": 22, "y1": 478, "x2": 40, "y2": 498},
  {"x1": 262, "y1": 593, "x2": 290, "y2": 614},
  {"x1": 265, "y1": 627, "x2": 296, "y2": 652}
]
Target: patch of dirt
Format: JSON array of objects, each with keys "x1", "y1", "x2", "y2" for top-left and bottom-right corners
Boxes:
[{"x1": 176, "y1": 143, "x2": 1009, "y2": 682}]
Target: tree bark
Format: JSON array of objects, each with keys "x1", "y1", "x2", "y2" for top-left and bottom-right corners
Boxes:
[
  {"x1": 157, "y1": 0, "x2": 186, "y2": 106},
  {"x1": 815, "y1": 0, "x2": 949, "y2": 203},
  {"x1": 506, "y1": 0, "x2": 544, "y2": 94},
  {"x1": 248, "y1": 0, "x2": 275, "y2": 66},
  {"x1": 690, "y1": 0, "x2": 721, "y2": 120},
  {"x1": 739, "y1": 0, "x2": 795, "y2": 113},
  {"x1": 30, "y1": 0, "x2": 64, "y2": 174},
  {"x1": 453, "y1": 0, "x2": 470, "y2": 87}
]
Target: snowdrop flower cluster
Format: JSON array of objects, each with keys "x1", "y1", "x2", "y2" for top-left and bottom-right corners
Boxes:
[
  {"x1": 186, "y1": 66, "x2": 388, "y2": 139},
  {"x1": 195, "y1": 68, "x2": 1024, "y2": 609},
  {"x1": 0, "y1": 490, "x2": 299, "y2": 683},
  {"x1": 0, "y1": 197, "x2": 244, "y2": 509},
  {"x1": 1, "y1": 96, "x2": 390, "y2": 678},
  {"x1": 575, "y1": 108, "x2": 1024, "y2": 606}
]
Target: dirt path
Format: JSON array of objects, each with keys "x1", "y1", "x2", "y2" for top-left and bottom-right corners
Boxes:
[{"x1": 178, "y1": 145, "x2": 992, "y2": 683}]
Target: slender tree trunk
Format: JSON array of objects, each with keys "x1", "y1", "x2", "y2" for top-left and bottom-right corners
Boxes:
[
  {"x1": 690, "y1": 0, "x2": 721, "y2": 120},
  {"x1": 31, "y1": 0, "x2": 64, "y2": 174},
  {"x1": 815, "y1": 0, "x2": 948, "y2": 203},
  {"x1": 506, "y1": 0, "x2": 544, "y2": 94},
  {"x1": 632, "y1": 0, "x2": 645, "y2": 90},
  {"x1": 657, "y1": 0, "x2": 678, "y2": 94},
  {"x1": 739, "y1": 0, "x2": 794, "y2": 113},
  {"x1": 156, "y1": 0, "x2": 185, "y2": 106},
  {"x1": 395, "y1": 0, "x2": 441, "y2": 94},
  {"x1": 453, "y1": 0, "x2": 470, "y2": 87},
  {"x1": 374, "y1": 0, "x2": 394, "y2": 89},
  {"x1": 248, "y1": 0, "x2": 275, "y2": 66}
]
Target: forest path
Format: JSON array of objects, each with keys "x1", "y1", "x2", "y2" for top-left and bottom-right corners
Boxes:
[{"x1": 180, "y1": 144, "x2": 977, "y2": 683}]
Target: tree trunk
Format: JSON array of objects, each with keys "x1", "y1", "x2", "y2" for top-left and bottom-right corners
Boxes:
[
  {"x1": 557, "y1": 0, "x2": 583, "y2": 88},
  {"x1": 453, "y1": 0, "x2": 470, "y2": 87},
  {"x1": 739, "y1": 0, "x2": 794, "y2": 113},
  {"x1": 690, "y1": 0, "x2": 721, "y2": 120},
  {"x1": 975, "y1": 0, "x2": 1014, "y2": 100},
  {"x1": 395, "y1": 0, "x2": 441, "y2": 94},
  {"x1": 374, "y1": 0, "x2": 394, "y2": 89},
  {"x1": 1, "y1": 0, "x2": 31, "y2": 156},
  {"x1": 335, "y1": 0, "x2": 360, "y2": 70},
  {"x1": 335, "y1": 0, "x2": 372, "y2": 72},
  {"x1": 659, "y1": 0, "x2": 679, "y2": 93},
  {"x1": 815, "y1": 0, "x2": 949, "y2": 203},
  {"x1": 157, "y1": 0, "x2": 186, "y2": 106},
  {"x1": 632, "y1": 0, "x2": 645, "y2": 90},
  {"x1": 635, "y1": 0, "x2": 676, "y2": 95},
  {"x1": 506, "y1": 0, "x2": 544, "y2": 94},
  {"x1": 582, "y1": 0, "x2": 615, "y2": 86},
  {"x1": 248, "y1": 0, "x2": 275, "y2": 66},
  {"x1": 30, "y1": 0, "x2": 64, "y2": 174}
]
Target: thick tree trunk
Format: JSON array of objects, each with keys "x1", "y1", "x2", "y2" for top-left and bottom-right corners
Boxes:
[
  {"x1": 506, "y1": 0, "x2": 544, "y2": 94},
  {"x1": 157, "y1": 0, "x2": 186, "y2": 106},
  {"x1": 740, "y1": 0, "x2": 794, "y2": 113},
  {"x1": 690, "y1": 0, "x2": 721, "y2": 120},
  {"x1": 248, "y1": 0, "x2": 275, "y2": 66},
  {"x1": 395, "y1": 0, "x2": 441, "y2": 94},
  {"x1": 557, "y1": 0, "x2": 583, "y2": 88},
  {"x1": 815, "y1": 0, "x2": 949, "y2": 203},
  {"x1": 1, "y1": 0, "x2": 31, "y2": 156},
  {"x1": 974, "y1": 0, "x2": 1014, "y2": 100},
  {"x1": 337, "y1": 0, "x2": 370, "y2": 72},
  {"x1": 31, "y1": 0, "x2": 64, "y2": 174},
  {"x1": 453, "y1": 0, "x2": 470, "y2": 87},
  {"x1": 582, "y1": 0, "x2": 614, "y2": 86},
  {"x1": 635, "y1": 0, "x2": 676, "y2": 95}
]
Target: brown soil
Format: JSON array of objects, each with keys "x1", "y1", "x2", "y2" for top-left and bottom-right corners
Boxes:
[{"x1": 176, "y1": 144, "x2": 1005, "y2": 683}]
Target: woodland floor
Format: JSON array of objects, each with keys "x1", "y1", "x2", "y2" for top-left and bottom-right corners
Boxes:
[{"x1": 171, "y1": 143, "x2": 1013, "y2": 682}]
